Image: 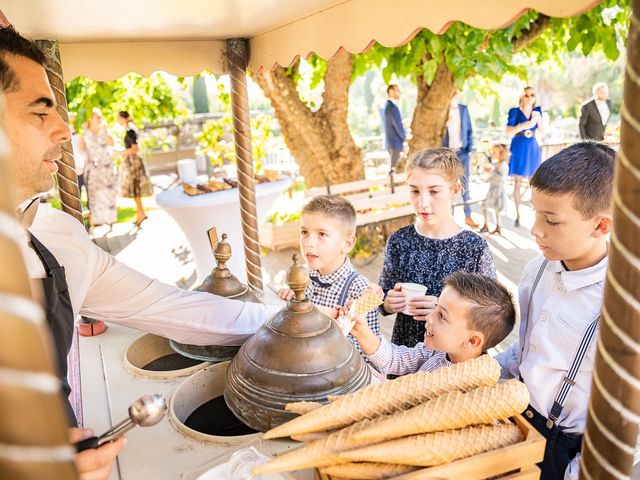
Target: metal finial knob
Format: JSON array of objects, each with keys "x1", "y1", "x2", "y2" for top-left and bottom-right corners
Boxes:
[
  {"x1": 213, "y1": 233, "x2": 232, "y2": 270},
  {"x1": 286, "y1": 253, "x2": 309, "y2": 301}
]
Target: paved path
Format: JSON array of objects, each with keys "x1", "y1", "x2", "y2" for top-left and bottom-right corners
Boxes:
[{"x1": 92, "y1": 174, "x2": 540, "y2": 352}]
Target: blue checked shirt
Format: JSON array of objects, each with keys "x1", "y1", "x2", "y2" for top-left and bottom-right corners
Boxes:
[
  {"x1": 367, "y1": 337, "x2": 452, "y2": 375},
  {"x1": 307, "y1": 259, "x2": 380, "y2": 354}
]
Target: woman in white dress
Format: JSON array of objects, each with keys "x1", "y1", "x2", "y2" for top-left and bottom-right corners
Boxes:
[{"x1": 79, "y1": 108, "x2": 118, "y2": 227}]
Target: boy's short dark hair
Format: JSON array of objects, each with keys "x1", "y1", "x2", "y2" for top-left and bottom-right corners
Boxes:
[
  {"x1": 530, "y1": 141, "x2": 615, "y2": 219},
  {"x1": 0, "y1": 27, "x2": 46, "y2": 92},
  {"x1": 302, "y1": 195, "x2": 356, "y2": 233},
  {"x1": 443, "y1": 272, "x2": 516, "y2": 350}
]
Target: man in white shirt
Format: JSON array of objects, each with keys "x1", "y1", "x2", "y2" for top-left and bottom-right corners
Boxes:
[
  {"x1": 578, "y1": 82, "x2": 611, "y2": 141},
  {"x1": 442, "y1": 91, "x2": 476, "y2": 228},
  {"x1": 1, "y1": 26, "x2": 279, "y2": 479},
  {"x1": 496, "y1": 142, "x2": 615, "y2": 479}
]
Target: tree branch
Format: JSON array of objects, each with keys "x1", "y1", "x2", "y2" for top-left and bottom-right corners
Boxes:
[{"x1": 513, "y1": 14, "x2": 551, "y2": 52}]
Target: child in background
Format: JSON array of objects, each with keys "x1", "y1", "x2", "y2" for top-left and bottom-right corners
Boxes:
[
  {"x1": 479, "y1": 143, "x2": 509, "y2": 235},
  {"x1": 379, "y1": 147, "x2": 496, "y2": 349},
  {"x1": 278, "y1": 195, "x2": 381, "y2": 356},
  {"x1": 349, "y1": 272, "x2": 515, "y2": 375},
  {"x1": 496, "y1": 142, "x2": 615, "y2": 480}
]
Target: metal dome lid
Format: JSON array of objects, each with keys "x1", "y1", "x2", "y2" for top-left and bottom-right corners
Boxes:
[{"x1": 224, "y1": 253, "x2": 371, "y2": 432}]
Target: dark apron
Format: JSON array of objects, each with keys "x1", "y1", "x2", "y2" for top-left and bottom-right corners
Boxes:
[{"x1": 29, "y1": 232, "x2": 77, "y2": 426}]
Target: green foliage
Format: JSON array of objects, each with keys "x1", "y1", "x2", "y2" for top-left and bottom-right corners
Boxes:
[
  {"x1": 352, "y1": 2, "x2": 628, "y2": 90},
  {"x1": 66, "y1": 72, "x2": 189, "y2": 131},
  {"x1": 196, "y1": 83, "x2": 274, "y2": 172},
  {"x1": 266, "y1": 211, "x2": 300, "y2": 225}
]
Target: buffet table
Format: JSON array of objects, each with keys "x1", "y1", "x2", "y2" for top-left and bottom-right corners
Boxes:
[{"x1": 156, "y1": 176, "x2": 292, "y2": 283}]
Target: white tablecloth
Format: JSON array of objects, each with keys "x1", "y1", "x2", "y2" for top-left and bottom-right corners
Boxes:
[{"x1": 156, "y1": 177, "x2": 292, "y2": 283}]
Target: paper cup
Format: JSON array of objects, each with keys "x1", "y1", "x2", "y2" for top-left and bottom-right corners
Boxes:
[{"x1": 400, "y1": 282, "x2": 427, "y2": 315}]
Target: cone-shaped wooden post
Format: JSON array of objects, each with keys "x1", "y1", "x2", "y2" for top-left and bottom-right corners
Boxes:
[
  {"x1": 580, "y1": 3, "x2": 640, "y2": 478},
  {"x1": 227, "y1": 38, "x2": 264, "y2": 293},
  {"x1": 0, "y1": 94, "x2": 77, "y2": 479}
]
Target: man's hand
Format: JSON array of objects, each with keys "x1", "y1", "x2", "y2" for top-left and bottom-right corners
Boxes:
[
  {"x1": 382, "y1": 284, "x2": 407, "y2": 314},
  {"x1": 277, "y1": 288, "x2": 294, "y2": 301},
  {"x1": 348, "y1": 313, "x2": 381, "y2": 355},
  {"x1": 406, "y1": 295, "x2": 438, "y2": 321},
  {"x1": 69, "y1": 428, "x2": 126, "y2": 480}
]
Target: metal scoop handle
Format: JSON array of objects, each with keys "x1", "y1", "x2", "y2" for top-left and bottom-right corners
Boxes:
[{"x1": 75, "y1": 417, "x2": 135, "y2": 452}]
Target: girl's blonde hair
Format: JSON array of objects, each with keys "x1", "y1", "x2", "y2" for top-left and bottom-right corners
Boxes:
[
  {"x1": 406, "y1": 147, "x2": 464, "y2": 184},
  {"x1": 492, "y1": 143, "x2": 510, "y2": 162}
]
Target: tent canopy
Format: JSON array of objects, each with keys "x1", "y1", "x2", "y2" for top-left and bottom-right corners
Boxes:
[{"x1": 4, "y1": 0, "x2": 598, "y2": 79}]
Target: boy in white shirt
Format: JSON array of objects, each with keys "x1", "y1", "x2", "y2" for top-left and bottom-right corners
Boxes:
[{"x1": 496, "y1": 142, "x2": 615, "y2": 480}]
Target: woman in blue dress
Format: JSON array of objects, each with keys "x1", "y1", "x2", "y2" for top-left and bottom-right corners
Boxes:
[{"x1": 506, "y1": 86, "x2": 543, "y2": 227}]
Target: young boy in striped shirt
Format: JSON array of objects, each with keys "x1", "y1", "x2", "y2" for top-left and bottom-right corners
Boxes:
[{"x1": 349, "y1": 272, "x2": 515, "y2": 374}]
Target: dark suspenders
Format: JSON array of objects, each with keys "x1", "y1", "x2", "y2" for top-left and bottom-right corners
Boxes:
[
  {"x1": 338, "y1": 271, "x2": 359, "y2": 307},
  {"x1": 521, "y1": 259, "x2": 600, "y2": 429}
]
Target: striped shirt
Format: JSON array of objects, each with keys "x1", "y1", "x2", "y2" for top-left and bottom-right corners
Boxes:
[
  {"x1": 307, "y1": 259, "x2": 380, "y2": 354},
  {"x1": 367, "y1": 337, "x2": 452, "y2": 375}
]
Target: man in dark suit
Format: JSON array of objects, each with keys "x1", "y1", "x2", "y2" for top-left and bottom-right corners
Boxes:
[
  {"x1": 579, "y1": 82, "x2": 611, "y2": 141},
  {"x1": 442, "y1": 92, "x2": 476, "y2": 228},
  {"x1": 381, "y1": 84, "x2": 406, "y2": 173}
]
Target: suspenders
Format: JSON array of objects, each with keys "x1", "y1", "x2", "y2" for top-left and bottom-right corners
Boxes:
[
  {"x1": 338, "y1": 271, "x2": 359, "y2": 307},
  {"x1": 522, "y1": 259, "x2": 600, "y2": 429}
]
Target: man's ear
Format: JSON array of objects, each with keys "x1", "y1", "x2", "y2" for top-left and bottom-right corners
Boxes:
[{"x1": 593, "y1": 214, "x2": 613, "y2": 237}]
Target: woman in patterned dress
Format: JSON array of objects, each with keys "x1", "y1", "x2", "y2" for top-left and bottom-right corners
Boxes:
[
  {"x1": 79, "y1": 108, "x2": 117, "y2": 227},
  {"x1": 116, "y1": 111, "x2": 153, "y2": 226}
]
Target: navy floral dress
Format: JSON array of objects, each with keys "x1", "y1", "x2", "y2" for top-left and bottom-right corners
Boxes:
[{"x1": 379, "y1": 225, "x2": 496, "y2": 348}]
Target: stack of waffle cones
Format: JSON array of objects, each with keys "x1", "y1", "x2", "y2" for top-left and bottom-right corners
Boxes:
[{"x1": 254, "y1": 356, "x2": 529, "y2": 479}]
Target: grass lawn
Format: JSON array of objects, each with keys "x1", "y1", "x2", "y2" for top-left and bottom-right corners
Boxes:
[{"x1": 48, "y1": 195, "x2": 155, "y2": 224}]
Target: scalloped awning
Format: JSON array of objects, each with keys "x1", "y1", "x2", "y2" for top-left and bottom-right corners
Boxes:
[{"x1": 4, "y1": 0, "x2": 598, "y2": 79}]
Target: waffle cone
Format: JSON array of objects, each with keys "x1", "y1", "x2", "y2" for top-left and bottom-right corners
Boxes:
[
  {"x1": 290, "y1": 431, "x2": 330, "y2": 442},
  {"x1": 320, "y1": 462, "x2": 418, "y2": 479},
  {"x1": 263, "y1": 355, "x2": 500, "y2": 440},
  {"x1": 253, "y1": 418, "x2": 379, "y2": 475},
  {"x1": 352, "y1": 380, "x2": 529, "y2": 444},
  {"x1": 340, "y1": 424, "x2": 523, "y2": 466},
  {"x1": 285, "y1": 401, "x2": 323, "y2": 415},
  {"x1": 353, "y1": 287, "x2": 384, "y2": 316}
]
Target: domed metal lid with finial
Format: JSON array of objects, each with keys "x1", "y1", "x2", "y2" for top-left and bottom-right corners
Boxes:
[
  {"x1": 224, "y1": 253, "x2": 371, "y2": 432},
  {"x1": 170, "y1": 230, "x2": 260, "y2": 362}
]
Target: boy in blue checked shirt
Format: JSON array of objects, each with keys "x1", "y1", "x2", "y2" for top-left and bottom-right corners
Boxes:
[
  {"x1": 278, "y1": 195, "x2": 380, "y2": 356},
  {"x1": 349, "y1": 272, "x2": 516, "y2": 374},
  {"x1": 496, "y1": 142, "x2": 615, "y2": 480}
]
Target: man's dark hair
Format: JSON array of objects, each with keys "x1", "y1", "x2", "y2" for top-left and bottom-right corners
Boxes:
[
  {"x1": 443, "y1": 272, "x2": 516, "y2": 351},
  {"x1": 530, "y1": 141, "x2": 615, "y2": 218},
  {"x1": 118, "y1": 111, "x2": 131, "y2": 119},
  {"x1": 386, "y1": 84, "x2": 398, "y2": 95},
  {"x1": 0, "y1": 26, "x2": 46, "y2": 92}
]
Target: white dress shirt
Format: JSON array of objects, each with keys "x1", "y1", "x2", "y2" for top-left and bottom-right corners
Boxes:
[
  {"x1": 23, "y1": 203, "x2": 280, "y2": 346},
  {"x1": 447, "y1": 105, "x2": 463, "y2": 150},
  {"x1": 595, "y1": 99, "x2": 610, "y2": 126},
  {"x1": 497, "y1": 255, "x2": 607, "y2": 480},
  {"x1": 497, "y1": 255, "x2": 606, "y2": 433}
]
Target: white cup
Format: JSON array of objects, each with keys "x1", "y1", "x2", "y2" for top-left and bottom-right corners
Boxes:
[
  {"x1": 400, "y1": 282, "x2": 427, "y2": 315},
  {"x1": 177, "y1": 159, "x2": 197, "y2": 185}
]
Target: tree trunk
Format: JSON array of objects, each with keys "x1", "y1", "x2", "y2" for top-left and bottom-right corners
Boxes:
[
  {"x1": 407, "y1": 61, "x2": 456, "y2": 159},
  {"x1": 253, "y1": 50, "x2": 364, "y2": 188}
]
